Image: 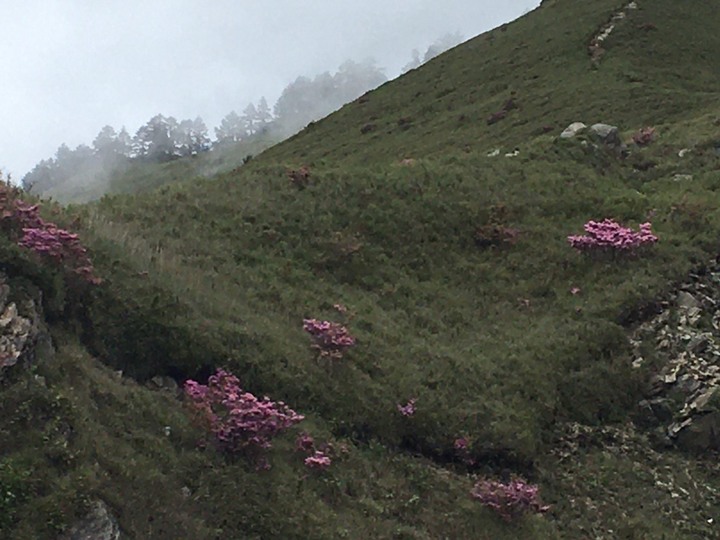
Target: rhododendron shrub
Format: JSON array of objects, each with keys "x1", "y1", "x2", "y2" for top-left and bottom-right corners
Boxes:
[
  {"x1": 0, "y1": 186, "x2": 100, "y2": 284},
  {"x1": 294, "y1": 432, "x2": 336, "y2": 471},
  {"x1": 568, "y1": 219, "x2": 657, "y2": 253},
  {"x1": 471, "y1": 478, "x2": 549, "y2": 522},
  {"x1": 184, "y1": 368, "x2": 304, "y2": 454},
  {"x1": 304, "y1": 450, "x2": 332, "y2": 470},
  {"x1": 302, "y1": 318, "x2": 355, "y2": 358}
]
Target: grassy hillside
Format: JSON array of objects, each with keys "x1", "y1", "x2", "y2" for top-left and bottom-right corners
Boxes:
[{"x1": 2, "y1": 0, "x2": 720, "y2": 537}]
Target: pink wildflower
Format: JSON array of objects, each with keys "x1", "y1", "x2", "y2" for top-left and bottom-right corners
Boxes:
[
  {"x1": 304, "y1": 450, "x2": 332, "y2": 470},
  {"x1": 302, "y1": 318, "x2": 355, "y2": 358},
  {"x1": 471, "y1": 477, "x2": 550, "y2": 522},
  {"x1": 568, "y1": 219, "x2": 657, "y2": 253},
  {"x1": 397, "y1": 398, "x2": 417, "y2": 417},
  {"x1": 184, "y1": 368, "x2": 304, "y2": 454}
]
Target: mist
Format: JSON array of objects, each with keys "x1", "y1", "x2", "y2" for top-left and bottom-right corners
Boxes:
[{"x1": 0, "y1": 0, "x2": 540, "y2": 180}]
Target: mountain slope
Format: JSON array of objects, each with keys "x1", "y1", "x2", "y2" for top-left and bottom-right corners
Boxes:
[{"x1": 3, "y1": 0, "x2": 720, "y2": 537}]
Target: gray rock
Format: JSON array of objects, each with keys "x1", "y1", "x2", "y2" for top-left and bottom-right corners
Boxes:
[
  {"x1": 648, "y1": 397, "x2": 674, "y2": 422},
  {"x1": 691, "y1": 387, "x2": 718, "y2": 412},
  {"x1": 688, "y1": 334, "x2": 710, "y2": 354},
  {"x1": 673, "y1": 174, "x2": 694, "y2": 182},
  {"x1": 675, "y1": 412, "x2": 720, "y2": 452},
  {"x1": 676, "y1": 374, "x2": 702, "y2": 395},
  {"x1": 560, "y1": 122, "x2": 587, "y2": 138},
  {"x1": 589, "y1": 123, "x2": 622, "y2": 147},
  {"x1": 676, "y1": 291, "x2": 700, "y2": 310},
  {"x1": 60, "y1": 500, "x2": 120, "y2": 540}
]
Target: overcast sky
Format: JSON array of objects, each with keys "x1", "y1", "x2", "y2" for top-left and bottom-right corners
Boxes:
[{"x1": 0, "y1": 0, "x2": 539, "y2": 179}]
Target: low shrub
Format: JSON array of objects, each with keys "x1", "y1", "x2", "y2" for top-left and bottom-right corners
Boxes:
[
  {"x1": 568, "y1": 219, "x2": 657, "y2": 253},
  {"x1": 470, "y1": 477, "x2": 549, "y2": 522},
  {"x1": 184, "y1": 368, "x2": 304, "y2": 454},
  {"x1": 302, "y1": 318, "x2": 356, "y2": 359}
]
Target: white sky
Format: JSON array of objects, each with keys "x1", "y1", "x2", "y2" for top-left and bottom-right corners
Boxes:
[{"x1": 0, "y1": 0, "x2": 539, "y2": 178}]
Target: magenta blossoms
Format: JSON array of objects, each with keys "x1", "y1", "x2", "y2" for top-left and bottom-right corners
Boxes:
[
  {"x1": 184, "y1": 368, "x2": 304, "y2": 453},
  {"x1": 304, "y1": 450, "x2": 332, "y2": 471},
  {"x1": 12, "y1": 200, "x2": 101, "y2": 284},
  {"x1": 568, "y1": 219, "x2": 657, "y2": 253},
  {"x1": 302, "y1": 318, "x2": 356, "y2": 358},
  {"x1": 397, "y1": 398, "x2": 417, "y2": 417},
  {"x1": 471, "y1": 478, "x2": 550, "y2": 522}
]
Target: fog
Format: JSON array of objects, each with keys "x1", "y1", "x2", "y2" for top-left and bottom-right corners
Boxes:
[{"x1": 0, "y1": 0, "x2": 540, "y2": 179}]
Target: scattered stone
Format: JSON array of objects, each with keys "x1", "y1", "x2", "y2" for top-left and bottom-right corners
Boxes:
[
  {"x1": 60, "y1": 500, "x2": 120, "y2": 540},
  {"x1": 628, "y1": 1, "x2": 638, "y2": 9},
  {"x1": 678, "y1": 148, "x2": 691, "y2": 158},
  {"x1": 504, "y1": 148, "x2": 520, "y2": 157},
  {"x1": 487, "y1": 149, "x2": 500, "y2": 157},
  {"x1": 673, "y1": 174, "x2": 694, "y2": 182},
  {"x1": 560, "y1": 122, "x2": 587, "y2": 138}
]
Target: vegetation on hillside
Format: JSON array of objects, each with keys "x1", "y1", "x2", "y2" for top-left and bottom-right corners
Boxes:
[{"x1": 2, "y1": 0, "x2": 720, "y2": 537}]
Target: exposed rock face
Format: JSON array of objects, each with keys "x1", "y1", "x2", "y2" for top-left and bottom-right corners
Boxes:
[
  {"x1": 60, "y1": 500, "x2": 120, "y2": 540},
  {"x1": 0, "y1": 274, "x2": 50, "y2": 379},
  {"x1": 631, "y1": 269, "x2": 720, "y2": 451}
]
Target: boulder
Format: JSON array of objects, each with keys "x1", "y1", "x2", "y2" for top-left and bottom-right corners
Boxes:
[
  {"x1": 589, "y1": 123, "x2": 622, "y2": 147},
  {"x1": 560, "y1": 122, "x2": 587, "y2": 138}
]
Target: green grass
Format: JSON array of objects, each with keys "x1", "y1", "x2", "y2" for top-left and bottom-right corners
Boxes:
[{"x1": 2, "y1": 0, "x2": 720, "y2": 536}]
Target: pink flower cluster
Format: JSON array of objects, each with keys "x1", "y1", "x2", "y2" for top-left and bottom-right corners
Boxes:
[
  {"x1": 184, "y1": 368, "x2": 304, "y2": 453},
  {"x1": 294, "y1": 432, "x2": 333, "y2": 471},
  {"x1": 397, "y1": 398, "x2": 417, "y2": 417},
  {"x1": 13, "y1": 201, "x2": 101, "y2": 284},
  {"x1": 304, "y1": 451, "x2": 332, "y2": 470},
  {"x1": 568, "y1": 219, "x2": 657, "y2": 252},
  {"x1": 302, "y1": 318, "x2": 355, "y2": 358},
  {"x1": 470, "y1": 478, "x2": 550, "y2": 522}
]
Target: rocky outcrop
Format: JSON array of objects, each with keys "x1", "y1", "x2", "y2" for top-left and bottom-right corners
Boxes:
[
  {"x1": 0, "y1": 274, "x2": 50, "y2": 380},
  {"x1": 631, "y1": 268, "x2": 720, "y2": 451},
  {"x1": 59, "y1": 500, "x2": 120, "y2": 540}
]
